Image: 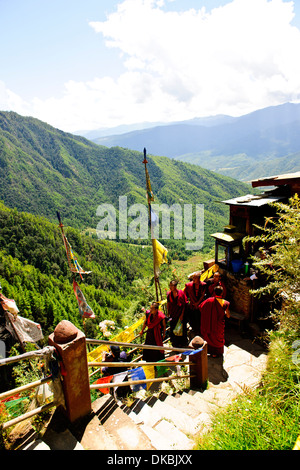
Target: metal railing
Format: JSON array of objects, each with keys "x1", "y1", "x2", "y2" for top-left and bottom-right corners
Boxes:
[
  {"x1": 0, "y1": 336, "x2": 206, "y2": 432},
  {"x1": 86, "y1": 338, "x2": 201, "y2": 392},
  {"x1": 0, "y1": 346, "x2": 56, "y2": 431}
]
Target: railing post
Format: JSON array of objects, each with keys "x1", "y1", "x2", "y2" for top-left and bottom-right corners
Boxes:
[
  {"x1": 189, "y1": 341, "x2": 208, "y2": 390},
  {"x1": 48, "y1": 320, "x2": 92, "y2": 423}
]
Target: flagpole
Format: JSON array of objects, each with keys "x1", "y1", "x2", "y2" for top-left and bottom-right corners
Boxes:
[
  {"x1": 56, "y1": 212, "x2": 91, "y2": 335},
  {"x1": 143, "y1": 148, "x2": 160, "y2": 302},
  {"x1": 56, "y1": 211, "x2": 70, "y2": 265}
]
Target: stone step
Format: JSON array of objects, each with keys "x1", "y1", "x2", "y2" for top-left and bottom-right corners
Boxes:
[
  {"x1": 91, "y1": 395, "x2": 155, "y2": 450},
  {"x1": 128, "y1": 400, "x2": 161, "y2": 428},
  {"x1": 42, "y1": 426, "x2": 85, "y2": 450},
  {"x1": 151, "y1": 398, "x2": 204, "y2": 435},
  {"x1": 152, "y1": 419, "x2": 195, "y2": 450},
  {"x1": 22, "y1": 439, "x2": 51, "y2": 450},
  {"x1": 174, "y1": 391, "x2": 219, "y2": 414},
  {"x1": 223, "y1": 344, "x2": 268, "y2": 392},
  {"x1": 80, "y1": 415, "x2": 119, "y2": 450},
  {"x1": 123, "y1": 395, "x2": 196, "y2": 450},
  {"x1": 187, "y1": 386, "x2": 236, "y2": 409},
  {"x1": 164, "y1": 393, "x2": 210, "y2": 417},
  {"x1": 139, "y1": 422, "x2": 189, "y2": 450}
]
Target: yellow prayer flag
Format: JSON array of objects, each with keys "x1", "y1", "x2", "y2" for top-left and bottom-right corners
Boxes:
[
  {"x1": 142, "y1": 364, "x2": 155, "y2": 390},
  {"x1": 200, "y1": 264, "x2": 219, "y2": 281},
  {"x1": 87, "y1": 316, "x2": 146, "y2": 363},
  {"x1": 153, "y1": 239, "x2": 168, "y2": 276}
]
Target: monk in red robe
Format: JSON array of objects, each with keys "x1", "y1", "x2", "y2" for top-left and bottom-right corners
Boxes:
[
  {"x1": 140, "y1": 302, "x2": 166, "y2": 362},
  {"x1": 167, "y1": 280, "x2": 187, "y2": 348},
  {"x1": 184, "y1": 271, "x2": 206, "y2": 336},
  {"x1": 207, "y1": 272, "x2": 227, "y2": 298},
  {"x1": 200, "y1": 285, "x2": 230, "y2": 357}
]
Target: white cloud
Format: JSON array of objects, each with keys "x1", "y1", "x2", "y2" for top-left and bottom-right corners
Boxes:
[
  {"x1": 0, "y1": 81, "x2": 29, "y2": 115},
  {"x1": 87, "y1": 0, "x2": 300, "y2": 124},
  {"x1": 2, "y1": 0, "x2": 300, "y2": 132}
]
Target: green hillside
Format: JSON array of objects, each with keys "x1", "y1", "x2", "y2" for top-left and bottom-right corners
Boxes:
[
  {"x1": 0, "y1": 111, "x2": 251, "y2": 250},
  {"x1": 0, "y1": 201, "x2": 152, "y2": 338},
  {"x1": 177, "y1": 150, "x2": 300, "y2": 182}
]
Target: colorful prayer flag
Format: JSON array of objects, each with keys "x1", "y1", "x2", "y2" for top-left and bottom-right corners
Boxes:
[
  {"x1": 73, "y1": 280, "x2": 95, "y2": 319},
  {"x1": 129, "y1": 365, "x2": 155, "y2": 391},
  {"x1": 5, "y1": 312, "x2": 43, "y2": 343},
  {"x1": 150, "y1": 206, "x2": 159, "y2": 226},
  {"x1": 156, "y1": 355, "x2": 182, "y2": 377},
  {"x1": 111, "y1": 370, "x2": 129, "y2": 398},
  {"x1": 94, "y1": 375, "x2": 114, "y2": 394},
  {"x1": 57, "y1": 213, "x2": 91, "y2": 278},
  {"x1": 182, "y1": 347, "x2": 204, "y2": 356},
  {"x1": 0, "y1": 294, "x2": 19, "y2": 316},
  {"x1": 63, "y1": 234, "x2": 92, "y2": 277}
]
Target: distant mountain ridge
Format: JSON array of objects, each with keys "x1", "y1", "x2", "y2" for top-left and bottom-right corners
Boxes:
[
  {"x1": 0, "y1": 111, "x2": 250, "y2": 250},
  {"x1": 90, "y1": 102, "x2": 300, "y2": 181}
]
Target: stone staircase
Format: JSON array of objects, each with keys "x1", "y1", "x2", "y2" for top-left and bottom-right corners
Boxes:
[{"x1": 21, "y1": 329, "x2": 268, "y2": 451}]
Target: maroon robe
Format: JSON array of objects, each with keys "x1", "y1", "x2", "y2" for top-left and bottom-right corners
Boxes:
[
  {"x1": 167, "y1": 289, "x2": 187, "y2": 321},
  {"x1": 207, "y1": 280, "x2": 227, "y2": 298},
  {"x1": 143, "y1": 309, "x2": 166, "y2": 362},
  {"x1": 167, "y1": 289, "x2": 187, "y2": 347},
  {"x1": 184, "y1": 281, "x2": 206, "y2": 307},
  {"x1": 184, "y1": 281, "x2": 206, "y2": 335},
  {"x1": 200, "y1": 297, "x2": 230, "y2": 356}
]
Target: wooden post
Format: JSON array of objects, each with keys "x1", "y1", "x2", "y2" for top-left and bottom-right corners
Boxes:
[
  {"x1": 48, "y1": 320, "x2": 92, "y2": 423},
  {"x1": 189, "y1": 343, "x2": 208, "y2": 390}
]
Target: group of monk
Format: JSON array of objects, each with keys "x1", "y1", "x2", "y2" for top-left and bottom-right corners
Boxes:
[{"x1": 140, "y1": 270, "x2": 230, "y2": 361}]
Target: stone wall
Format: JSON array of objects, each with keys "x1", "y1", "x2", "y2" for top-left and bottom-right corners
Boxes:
[{"x1": 219, "y1": 269, "x2": 253, "y2": 319}]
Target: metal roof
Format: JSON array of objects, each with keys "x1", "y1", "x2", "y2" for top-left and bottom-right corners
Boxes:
[
  {"x1": 251, "y1": 171, "x2": 300, "y2": 188},
  {"x1": 221, "y1": 194, "x2": 286, "y2": 207},
  {"x1": 210, "y1": 232, "x2": 244, "y2": 243}
]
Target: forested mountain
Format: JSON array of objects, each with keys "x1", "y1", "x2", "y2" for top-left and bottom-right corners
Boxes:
[
  {"x1": 0, "y1": 111, "x2": 253, "y2": 344},
  {"x1": 0, "y1": 111, "x2": 250, "y2": 250},
  {"x1": 0, "y1": 201, "x2": 152, "y2": 338},
  {"x1": 92, "y1": 102, "x2": 300, "y2": 181}
]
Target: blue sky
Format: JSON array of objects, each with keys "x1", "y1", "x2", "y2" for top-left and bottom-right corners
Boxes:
[{"x1": 1, "y1": 0, "x2": 300, "y2": 132}]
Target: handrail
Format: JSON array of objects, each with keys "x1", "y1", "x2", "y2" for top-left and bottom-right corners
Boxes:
[
  {"x1": 0, "y1": 346, "x2": 56, "y2": 367},
  {"x1": 0, "y1": 335, "x2": 206, "y2": 434},
  {"x1": 87, "y1": 339, "x2": 206, "y2": 392},
  {"x1": 0, "y1": 346, "x2": 56, "y2": 433},
  {"x1": 90, "y1": 374, "x2": 194, "y2": 391},
  {"x1": 0, "y1": 375, "x2": 52, "y2": 401},
  {"x1": 88, "y1": 361, "x2": 192, "y2": 367},
  {"x1": 86, "y1": 337, "x2": 196, "y2": 353},
  {"x1": 1, "y1": 401, "x2": 55, "y2": 431}
]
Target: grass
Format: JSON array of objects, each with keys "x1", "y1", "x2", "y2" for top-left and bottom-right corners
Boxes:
[{"x1": 194, "y1": 331, "x2": 300, "y2": 450}]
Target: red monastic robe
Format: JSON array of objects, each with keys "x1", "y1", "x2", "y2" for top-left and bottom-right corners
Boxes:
[
  {"x1": 200, "y1": 296, "x2": 230, "y2": 356},
  {"x1": 167, "y1": 289, "x2": 187, "y2": 321},
  {"x1": 184, "y1": 281, "x2": 206, "y2": 308},
  {"x1": 207, "y1": 280, "x2": 227, "y2": 298}
]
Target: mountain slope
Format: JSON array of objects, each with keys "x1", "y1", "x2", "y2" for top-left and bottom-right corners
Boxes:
[
  {"x1": 92, "y1": 102, "x2": 300, "y2": 181},
  {"x1": 0, "y1": 111, "x2": 250, "y2": 249},
  {"x1": 0, "y1": 201, "x2": 152, "y2": 338}
]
